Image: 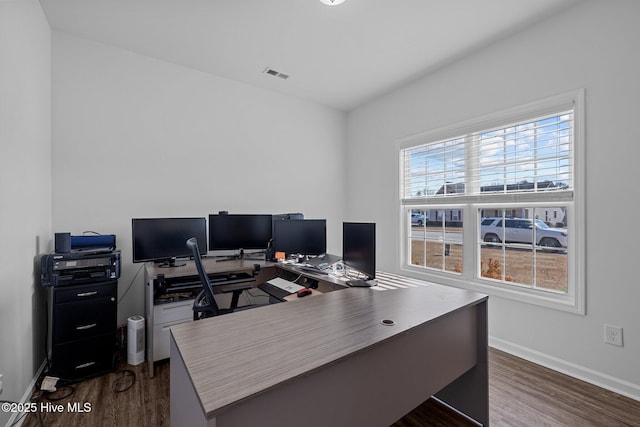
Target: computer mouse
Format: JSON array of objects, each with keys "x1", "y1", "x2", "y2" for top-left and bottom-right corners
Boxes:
[{"x1": 297, "y1": 288, "x2": 312, "y2": 298}]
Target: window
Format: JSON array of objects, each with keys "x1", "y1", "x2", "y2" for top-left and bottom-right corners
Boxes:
[
  {"x1": 398, "y1": 90, "x2": 584, "y2": 313},
  {"x1": 409, "y1": 208, "x2": 463, "y2": 273}
]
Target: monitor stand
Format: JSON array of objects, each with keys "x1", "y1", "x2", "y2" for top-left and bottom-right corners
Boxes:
[
  {"x1": 217, "y1": 252, "x2": 240, "y2": 262},
  {"x1": 242, "y1": 252, "x2": 266, "y2": 261},
  {"x1": 217, "y1": 249, "x2": 267, "y2": 262},
  {"x1": 346, "y1": 279, "x2": 377, "y2": 288},
  {"x1": 216, "y1": 249, "x2": 246, "y2": 262},
  {"x1": 158, "y1": 257, "x2": 186, "y2": 268}
]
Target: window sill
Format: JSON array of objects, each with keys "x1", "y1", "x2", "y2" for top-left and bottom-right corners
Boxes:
[{"x1": 400, "y1": 265, "x2": 585, "y2": 315}]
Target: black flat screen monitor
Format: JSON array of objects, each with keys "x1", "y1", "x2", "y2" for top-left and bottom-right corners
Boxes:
[
  {"x1": 132, "y1": 217, "x2": 207, "y2": 266},
  {"x1": 343, "y1": 222, "x2": 376, "y2": 280},
  {"x1": 208, "y1": 214, "x2": 273, "y2": 251},
  {"x1": 272, "y1": 213, "x2": 304, "y2": 222},
  {"x1": 273, "y1": 219, "x2": 326, "y2": 256}
]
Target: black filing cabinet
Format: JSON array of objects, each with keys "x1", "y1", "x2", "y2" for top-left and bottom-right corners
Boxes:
[{"x1": 49, "y1": 280, "x2": 117, "y2": 380}]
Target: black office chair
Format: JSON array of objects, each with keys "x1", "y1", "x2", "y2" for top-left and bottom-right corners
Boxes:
[{"x1": 186, "y1": 237, "x2": 256, "y2": 320}]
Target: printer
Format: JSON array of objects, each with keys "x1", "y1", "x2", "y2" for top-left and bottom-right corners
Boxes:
[
  {"x1": 40, "y1": 250, "x2": 121, "y2": 287},
  {"x1": 41, "y1": 234, "x2": 121, "y2": 287}
]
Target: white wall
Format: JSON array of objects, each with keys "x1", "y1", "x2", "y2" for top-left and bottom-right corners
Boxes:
[
  {"x1": 7, "y1": 0, "x2": 637, "y2": 414},
  {"x1": 347, "y1": 0, "x2": 640, "y2": 399},
  {"x1": 0, "y1": 0, "x2": 51, "y2": 423},
  {"x1": 51, "y1": 32, "x2": 347, "y2": 323}
]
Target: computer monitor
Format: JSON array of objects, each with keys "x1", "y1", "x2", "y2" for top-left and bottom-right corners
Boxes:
[
  {"x1": 343, "y1": 222, "x2": 376, "y2": 281},
  {"x1": 132, "y1": 217, "x2": 207, "y2": 267},
  {"x1": 272, "y1": 212, "x2": 304, "y2": 222},
  {"x1": 208, "y1": 214, "x2": 273, "y2": 251},
  {"x1": 273, "y1": 219, "x2": 326, "y2": 256}
]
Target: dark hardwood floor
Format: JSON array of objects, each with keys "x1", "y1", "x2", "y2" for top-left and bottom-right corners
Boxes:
[{"x1": 20, "y1": 348, "x2": 640, "y2": 426}]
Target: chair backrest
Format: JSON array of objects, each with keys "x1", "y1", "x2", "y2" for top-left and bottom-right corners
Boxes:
[{"x1": 186, "y1": 237, "x2": 220, "y2": 317}]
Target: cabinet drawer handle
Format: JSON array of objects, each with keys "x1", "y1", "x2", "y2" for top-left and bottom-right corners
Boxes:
[
  {"x1": 75, "y1": 361, "x2": 96, "y2": 370},
  {"x1": 162, "y1": 322, "x2": 186, "y2": 331},
  {"x1": 162, "y1": 304, "x2": 191, "y2": 311},
  {"x1": 76, "y1": 323, "x2": 97, "y2": 330},
  {"x1": 76, "y1": 291, "x2": 98, "y2": 297}
]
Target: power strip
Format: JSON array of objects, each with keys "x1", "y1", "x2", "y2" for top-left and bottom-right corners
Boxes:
[{"x1": 41, "y1": 376, "x2": 60, "y2": 392}]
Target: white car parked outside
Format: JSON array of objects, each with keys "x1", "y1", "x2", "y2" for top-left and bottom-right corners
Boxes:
[{"x1": 480, "y1": 217, "x2": 567, "y2": 249}]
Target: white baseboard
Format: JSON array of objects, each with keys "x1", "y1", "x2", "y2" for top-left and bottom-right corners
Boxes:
[
  {"x1": 490, "y1": 337, "x2": 640, "y2": 402},
  {"x1": 4, "y1": 359, "x2": 47, "y2": 427}
]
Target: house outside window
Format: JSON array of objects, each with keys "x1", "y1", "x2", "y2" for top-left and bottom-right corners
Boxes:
[{"x1": 398, "y1": 90, "x2": 585, "y2": 313}]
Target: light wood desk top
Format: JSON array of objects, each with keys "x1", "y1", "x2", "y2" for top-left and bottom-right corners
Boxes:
[{"x1": 170, "y1": 277, "x2": 487, "y2": 420}]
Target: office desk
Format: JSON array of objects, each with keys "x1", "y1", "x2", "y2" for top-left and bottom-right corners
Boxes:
[
  {"x1": 145, "y1": 258, "x2": 280, "y2": 376},
  {"x1": 170, "y1": 274, "x2": 488, "y2": 426},
  {"x1": 145, "y1": 258, "x2": 343, "y2": 376}
]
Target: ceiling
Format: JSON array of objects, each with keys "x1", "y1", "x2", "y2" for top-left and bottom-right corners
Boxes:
[{"x1": 39, "y1": 0, "x2": 581, "y2": 111}]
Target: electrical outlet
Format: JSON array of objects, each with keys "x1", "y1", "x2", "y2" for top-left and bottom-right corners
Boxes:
[{"x1": 604, "y1": 324, "x2": 623, "y2": 347}]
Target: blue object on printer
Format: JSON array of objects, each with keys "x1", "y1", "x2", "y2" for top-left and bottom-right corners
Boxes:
[{"x1": 71, "y1": 234, "x2": 116, "y2": 251}]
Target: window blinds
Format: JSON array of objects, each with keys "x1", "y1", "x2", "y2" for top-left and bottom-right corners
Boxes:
[{"x1": 402, "y1": 110, "x2": 573, "y2": 201}]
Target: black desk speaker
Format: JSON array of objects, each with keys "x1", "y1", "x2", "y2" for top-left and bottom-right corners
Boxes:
[{"x1": 265, "y1": 247, "x2": 275, "y2": 262}]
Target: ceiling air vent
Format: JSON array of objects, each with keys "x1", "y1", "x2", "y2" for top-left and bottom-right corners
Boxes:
[{"x1": 263, "y1": 67, "x2": 289, "y2": 80}]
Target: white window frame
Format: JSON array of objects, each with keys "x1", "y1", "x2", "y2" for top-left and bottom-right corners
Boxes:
[{"x1": 397, "y1": 89, "x2": 585, "y2": 314}]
